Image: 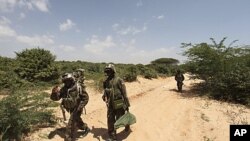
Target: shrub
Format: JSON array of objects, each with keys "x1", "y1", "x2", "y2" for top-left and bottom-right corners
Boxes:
[
  {"x1": 150, "y1": 58, "x2": 179, "y2": 76},
  {"x1": 183, "y1": 38, "x2": 250, "y2": 105},
  {"x1": 15, "y1": 48, "x2": 59, "y2": 82},
  {"x1": 142, "y1": 67, "x2": 158, "y2": 79},
  {"x1": 0, "y1": 70, "x2": 33, "y2": 91},
  {"x1": 122, "y1": 66, "x2": 138, "y2": 82},
  {"x1": 0, "y1": 91, "x2": 57, "y2": 140},
  {"x1": 123, "y1": 73, "x2": 137, "y2": 82}
]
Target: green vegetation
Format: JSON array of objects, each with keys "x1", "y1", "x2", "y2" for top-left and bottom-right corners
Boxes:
[
  {"x1": 0, "y1": 56, "x2": 34, "y2": 91},
  {"x1": 0, "y1": 49, "x2": 61, "y2": 140},
  {"x1": 149, "y1": 58, "x2": 179, "y2": 76},
  {"x1": 0, "y1": 90, "x2": 57, "y2": 141},
  {"x1": 0, "y1": 37, "x2": 249, "y2": 139},
  {"x1": 15, "y1": 48, "x2": 59, "y2": 82},
  {"x1": 121, "y1": 65, "x2": 138, "y2": 82},
  {"x1": 0, "y1": 48, "x2": 179, "y2": 140},
  {"x1": 183, "y1": 37, "x2": 250, "y2": 105}
]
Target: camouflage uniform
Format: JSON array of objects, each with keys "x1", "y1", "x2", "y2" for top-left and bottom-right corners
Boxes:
[
  {"x1": 74, "y1": 69, "x2": 85, "y2": 88},
  {"x1": 175, "y1": 70, "x2": 185, "y2": 92},
  {"x1": 51, "y1": 73, "x2": 89, "y2": 141},
  {"x1": 102, "y1": 64, "x2": 130, "y2": 141}
]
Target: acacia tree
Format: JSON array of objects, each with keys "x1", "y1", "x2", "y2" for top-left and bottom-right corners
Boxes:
[
  {"x1": 15, "y1": 48, "x2": 59, "y2": 82},
  {"x1": 183, "y1": 38, "x2": 250, "y2": 104},
  {"x1": 150, "y1": 58, "x2": 179, "y2": 75},
  {"x1": 151, "y1": 58, "x2": 179, "y2": 65}
]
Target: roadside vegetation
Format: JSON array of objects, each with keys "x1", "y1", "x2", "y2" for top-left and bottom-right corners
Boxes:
[
  {"x1": 0, "y1": 48, "x2": 178, "y2": 140},
  {"x1": 0, "y1": 37, "x2": 249, "y2": 140},
  {"x1": 182, "y1": 38, "x2": 250, "y2": 105}
]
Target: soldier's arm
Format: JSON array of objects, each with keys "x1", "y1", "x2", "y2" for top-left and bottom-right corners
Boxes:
[
  {"x1": 102, "y1": 80, "x2": 110, "y2": 102},
  {"x1": 119, "y1": 78, "x2": 130, "y2": 107},
  {"x1": 79, "y1": 89, "x2": 89, "y2": 107}
]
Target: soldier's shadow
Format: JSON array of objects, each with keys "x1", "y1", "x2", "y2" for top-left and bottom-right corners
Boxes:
[
  {"x1": 90, "y1": 126, "x2": 108, "y2": 141},
  {"x1": 117, "y1": 129, "x2": 132, "y2": 141},
  {"x1": 48, "y1": 127, "x2": 88, "y2": 140},
  {"x1": 169, "y1": 88, "x2": 188, "y2": 93},
  {"x1": 90, "y1": 126, "x2": 131, "y2": 141},
  {"x1": 48, "y1": 127, "x2": 66, "y2": 139}
]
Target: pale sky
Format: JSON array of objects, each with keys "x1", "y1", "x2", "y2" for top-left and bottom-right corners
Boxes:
[{"x1": 0, "y1": 0, "x2": 249, "y2": 64}]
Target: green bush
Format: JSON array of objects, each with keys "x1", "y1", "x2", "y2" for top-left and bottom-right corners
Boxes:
[
  {"x1": 122, "y1": 66, "x2": 138, "y2": 82},
  {"x1": 183, "y1": 38, "x2": 250, "y2": 105},
  {"x1": 150, "y1": 58, "x2": 180, "y2": 76},
  {"x1": 15, "y1": 48, "x2": 59, "y2": 82},
  {"x1": 134, "y1": 64, "x2": 157, "y2": 79},
  {"x1": 0, "y1": 70, "x2": 34, "y2": 91},
  {"x1": 0, "y1": 91, "x2": 57, "y2": 140},
  {"x1": 123, "y1": 73, "x2": 137, "y2": 82},
  {"x1": 0, "y1": 56, "x2": 15, "y2": 72},
  {"x1": 211, "y1": 63, "x2": 250, "y2": 104},
  {"x1": 142, "y1": 67, "x2": 158, "y2": 79}
]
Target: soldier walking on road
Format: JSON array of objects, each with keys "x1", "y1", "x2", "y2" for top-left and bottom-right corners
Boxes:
[
  {"x1": 50, "y1": 73, "x2": 90, "y2": 141},
  {"x1": 74, "y1": 69, "x2": 86, "y2": 88},
  {"x1": 102, "y1": 64, "x2": 131, "y2": 141},
  {"x1": 175, "y1": 69, "x2": 185, "y2": 92}
]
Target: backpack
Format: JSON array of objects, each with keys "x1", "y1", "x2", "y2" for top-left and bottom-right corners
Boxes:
[{"x1": 62, "y1": 83, "x2": 83, "y2": 109}]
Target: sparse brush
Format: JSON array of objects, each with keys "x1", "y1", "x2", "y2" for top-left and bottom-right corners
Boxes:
[
  {"x1": 225, "y1": 108, "x2": 249, "y2": 124},
  {"x1": 0, "y1": 90, "x2": 57, "y2": 141}
]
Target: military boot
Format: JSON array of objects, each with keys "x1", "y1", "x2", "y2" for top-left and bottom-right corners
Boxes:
[
  {"x1": 125, "y1": 125, "x2": 131, "y2": 132},
  {"x1": 108, "y1": 131, "x2": 117, "y2": 141},
  {"x1": 82, "y1": 126, "x2": 90, "y2": 135}
]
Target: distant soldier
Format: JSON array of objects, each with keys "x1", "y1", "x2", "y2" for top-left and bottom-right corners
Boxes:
[
  {"x1": 50, "y1": 73, "x2": 89, "y2": 141},
  {"x1": 74, "y1": 69, "x2": 86, "y2": 89},
  {"x1": 102, "y1": 64, "x2": 131, "y2": 141},
  {"x1": 175, "y1": 69, "x2": 185, "y2": 92}
]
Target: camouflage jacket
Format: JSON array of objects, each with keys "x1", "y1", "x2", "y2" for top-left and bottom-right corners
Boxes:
[
  {"x1": 59, "y1": 83, "x2": 89, "y2": 110},
  {"x1": 175, "y1": 73, "x2": 185, "y2": 82},
  {"x1": 103, "y1": 76, "x2": 130, "y2": 109}
]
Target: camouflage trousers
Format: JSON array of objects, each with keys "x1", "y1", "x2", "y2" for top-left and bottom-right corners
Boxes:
[
  {"x1": 65, "y1": 109, "x2": 87, "y2": 141},
  {"x1": 107, "y1": 108, "x2": 125, "y2": 139},
  {"x1": 177, "y1": 81, "x2": 183, "y2": 92}
]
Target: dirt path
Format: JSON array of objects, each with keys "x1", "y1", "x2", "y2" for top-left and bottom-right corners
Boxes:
[{"x1": 29, "y1": 74, "x2": 250, "y2": 141}]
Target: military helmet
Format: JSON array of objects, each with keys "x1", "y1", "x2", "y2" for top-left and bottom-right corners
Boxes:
[
  {"x1": 104, "y1": 64, "x2": 116, "y2": 73},
  {"x1": 62, "y1": 73, "x2": 75, "y2": 83}
]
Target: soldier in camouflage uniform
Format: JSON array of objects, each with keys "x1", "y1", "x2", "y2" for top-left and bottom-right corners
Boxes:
[
  {"x1": 102, "y1": 64, "x2": 131, "y2": 141},
  {"x1": 175, "y1": 69, "x2": 185, "y2": 92},
  {"x1": 74, "y1": 69, "x2": 85, "y2": 87},
  {"x1": 51, "y1": 73, "x2": 89, "y2": 141}
]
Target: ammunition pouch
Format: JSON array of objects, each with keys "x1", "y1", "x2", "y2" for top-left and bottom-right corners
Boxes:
[
  {"x1": 113, "y1": 99, "x2": 124, "y2": 110},
  {"x1": 105, "y1": 88, "x2": 111, "y2": 93},
  {"x1": 62, "y1": 97, "x2": 77, "y2": 109}
]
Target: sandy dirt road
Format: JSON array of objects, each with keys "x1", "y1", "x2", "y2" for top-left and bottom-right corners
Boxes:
[{"x1": 29, "y1": 74, "x2": 250, "y2": 141}]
